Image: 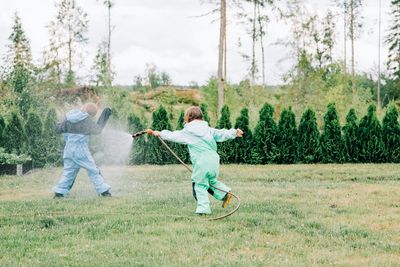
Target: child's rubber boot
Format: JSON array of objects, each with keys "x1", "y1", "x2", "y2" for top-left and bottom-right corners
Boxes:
[{"x1": 222, "y1": 192, "x2": 233, "y2": 208}]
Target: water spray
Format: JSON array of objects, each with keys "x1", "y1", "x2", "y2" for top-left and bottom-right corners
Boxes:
[{"x1": 132, "y1": 130, "x2": 241, "y2": 221}]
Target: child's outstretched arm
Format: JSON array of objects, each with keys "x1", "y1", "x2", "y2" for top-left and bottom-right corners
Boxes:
[
  {"x1": 147, "y1": 129, "x2": 192, "y2": 145},
  {"x1": 210, "y1": 128, "x2": 243, "y2": 142}
]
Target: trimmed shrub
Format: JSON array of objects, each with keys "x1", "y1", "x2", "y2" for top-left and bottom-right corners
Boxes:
[
  {"x1": 320, "y1": 103, "x2": 344, "y2": 163},
  {"x1": 0, "y1": 115, "x2": 5, "y2": 148},
  {"x1": 358, "y1": 105, "x2": 385, "y2": 163},
  {"x1": 276, "y1": 107, "x2": 297, "y2": 164},
  {"x1": 43, "y1": 108, "x2": 62, "y2": 166},
  {"x1": 3, "y1": 112, "x2": 26, "y2": 154},
  {"x1": 175, "y1": 110, "x2": 190, "y2": 163},
  {"x1": 216, "y1": 105, "x2": 235, "y2": 163},
  {"x1": 233, "y1": 108, "x2": 253, "y2": 163},
  {"x1": 25, "y1": 112, "x2": 46, "y2": 167},
  {"x1": 252, "y1": 103, "x2": 277, "y2": 164},
  {"x1": 297, "y1": 108, "x2": 320, "y2": 163},
  {"x1": 200, "y1": 103, "x2": 211, "y2": 124},
  {"x1": 128, "y1": 114, "x2": 147, "y2": 165},
  {"x1": 343, "y1": 108, "x2": 359, "y2": 162},
  {"x1": 382, "y1": 105, "x2": 400, "y2": 162}
]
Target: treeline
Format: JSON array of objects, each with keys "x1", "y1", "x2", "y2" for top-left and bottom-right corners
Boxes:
[{"x1": 129, "y1": 104, "x2": 400, "y2": 165}]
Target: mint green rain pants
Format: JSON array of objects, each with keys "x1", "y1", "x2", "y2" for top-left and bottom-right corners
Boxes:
[{"x1": 191, "y1": 152, "x2": 230, "y2": 214}]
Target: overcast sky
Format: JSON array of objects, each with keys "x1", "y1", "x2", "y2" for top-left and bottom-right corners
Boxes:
[{"x1": 0, "y1": 0, "x2": 392, "y2": 86}]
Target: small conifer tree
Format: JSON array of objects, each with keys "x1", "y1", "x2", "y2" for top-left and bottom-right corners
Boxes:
[
  {"x1": 233, "y1": 108, "x2": 253, "y2": 163},
  {"x1": 297, "y1": 108, "x2": 320, "y2": 163},
  {"x1": 175, "y1": 110, "x2": 190, "y2": 163},
  {"x1": 252, "y1": 103, "x2": 277, "y2": 164},
  {"x1": 3, "y1": 112, "x2": 26, "y2": 154},
  {"x1": 320, "y1": 103, "x2": 344, "y2": 163},
  {"x1": 343, "y1": 108, "x2": 359, "y2": 162},
  {"x1": 128, "y1": 114, "x2": 147, "y2": 165},
  {"x1": 25, "y1": 112, "x2": 46, "y2": 167},
  {"x1": 200, "y1": 103, "x2": 211, "y2": 124},
  {"x1": 43, "y1": 108, "x2": 62, "y2": 166},
  {"x1": 216, "y1": 105, "x2": 234, "y2": 163},
  {"x1": 276, "y1": 107, "x2": 297, "y2": 164},
  {"x1": 382, "y1": 105, "x2": 400, "y2": 162}
]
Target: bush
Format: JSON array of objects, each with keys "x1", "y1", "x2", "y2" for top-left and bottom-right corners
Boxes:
[
  {"x1": 0, "y1": 115, "x2": 5, "y2": 148},
  {"x1": 43, "y1": 108, "x2": 62, "y2": 166},
  {"x1": 343, "y1": 109, "x2": 359, "y2": 162},
  {"x1": 200, "y1": 103, "x2": 211, "y2": 125},
  {"x1": 320, "y1": 103, "x2": 344, "y2": 163},
  {"x1": 358, "y1": 105, "x2": 385, "y2": 163},
  {"x1": 297, "y1": 108, "x2": 320, "y2": 163},
  {"x1": 128, "y1": 114, "x2": 147, "y2": 165},
  {"x1": 0, "y1": 148, "x2": 31, "y2": 164},
  {"x1": 216, "y1": 105, "x2": 235, "y2": 164},
  {"x1": 25, "y1": 112, "x2": 46, "y2": 167},
  {"x1": 276, "y1": 107, "x2": 297, "y2": 164},
  {"x1": 233, "y1": 108, "x2": 253, "y2": 163},
  {"x1": 175, "y1": 110, "x2": 190, "y2": 163},
  {"x1": 3, "y1": 112, "x2": 26, "y2": 154},
  {"x1": 382, "y1": 105, "x2": 400, "y2": 162},
  {"x1": 252, "y1": 103, "x2": 277, "y2": 164}
]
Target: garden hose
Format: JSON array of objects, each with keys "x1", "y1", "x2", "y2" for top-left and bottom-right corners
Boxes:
[{"x1": 132, "y1": 130, "x2": 241, "y2": 221}]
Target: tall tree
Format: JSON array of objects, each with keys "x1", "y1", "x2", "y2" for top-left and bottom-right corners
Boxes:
[
  {"x1": 51, "y1": 0, "x2": 89, "y2": 85},
  {"x1": 233, "y1": 108, "x2": 253, "y2": 163},
  {"x1": 217, "y1": 0, "x2": 227, "y2": 117},
  {"x1": 385, "y1": 0, "x2": 400, "y2": 79},
  {"x1": 343, "y1": 108, "x2": 359, "y2": 162},
  {"x1": 276, "y1": 107, "x2": 297, "y2": 164},
  {"x1": 91, "y1": 41, "x2": 114, "y2": 87}
]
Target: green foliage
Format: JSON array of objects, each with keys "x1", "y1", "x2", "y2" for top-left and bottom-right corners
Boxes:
[
  {"x1": 43, "y1": 108, "x2": 62, "y2": 166},
  {"x1": 175, "y1": 111, "x2": 190, "y2": 163},
  {"x1": 0, "y1": 147, "x2": 31, "y2": 164},
  {"x1": 25, "y1": 112, "x2": 46, "y2": 167},
  {"x1": 0, "y1": 115, "x2": 5, "y2": 148},
  {"x1": 3, "y1": 112, "x2": 26, "y2": 154},
  {"x1": 252, "y1": 103, "x2": 277, "y2": 164},
  {"x1": 200, "y1": 103, "x2": 211, "y2": 124},
  {"x1": 297, "y1": 108, "x2": 320, "y2": 163},
  {"x1": 276, "y1": 108, "x2": 297, "y2": 164},
  {"x1": 146, "y1": 106, "x2": 175, "y2": 164},
  {"x1": 382, "y1": 105, "x2": 400, "y2": 162},
  {"x1": 343, "y1": 109, "x2": 359, "y2": 162},
  {"x1": 128, "y1": 114, "x2": 147, "y2": 165},
  {"x1": 320, "y1": 103, "x2": 344, "y2": 163},
  {"x1": 233, "y1": 108, "x2": 253, "y2": 164},
  {"x1": 357, "y1": 105, "x2": 385, "y2": 163},
  {"x1": 216, "y1": 105, "x2": 234, "y2": 164}
]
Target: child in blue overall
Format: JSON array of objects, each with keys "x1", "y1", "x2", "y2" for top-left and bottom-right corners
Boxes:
[
  {"x1": 53, "y1": 103, "x2": 112, "y2": 198},
  {"x1": 148, "y1": 106, "x2": 243, "y2": 215}
]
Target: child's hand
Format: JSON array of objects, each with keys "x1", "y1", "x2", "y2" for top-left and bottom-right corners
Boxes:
[
  {"x1": 147, "y1": 129, "x2": 161, "y2": 137},
  {"x1": 236, "y1": 128, "x2": 244, "y2": 137}
]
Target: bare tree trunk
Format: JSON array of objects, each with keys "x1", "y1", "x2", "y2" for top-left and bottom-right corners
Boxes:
[
  {"x1": 217, "y1": 0, "x2": 226, "y2": 117},
  {"x1": 68, "y1": 33, "x2": 72, "y2": 74},
  {"x1": 107, "y1": 1, "x2": 112, "y2": 86},
  {"x1": 377, "y1": 0, "x2": 381, "y2": 109},
  {"x1": 257, "y1": 3, "x2": 265, "y2": 85},
  {"x1": 224, "y1": 14, "x2": 227, "y2": 81},
  {"x1": 350, "y1": 0, "x2": 355, "y2": 94},
  {"x1": 344, "y1": 0, "x2": 347, "y2": 74}
]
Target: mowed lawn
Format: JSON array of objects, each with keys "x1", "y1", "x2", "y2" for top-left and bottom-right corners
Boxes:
[{"x1": 1, "y1": 164, "x2": 400, "y2": 266}]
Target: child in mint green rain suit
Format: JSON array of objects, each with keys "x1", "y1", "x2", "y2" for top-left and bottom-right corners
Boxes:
[{"x1": 149, "y1": 106, "x2": 243, "y2": 215}]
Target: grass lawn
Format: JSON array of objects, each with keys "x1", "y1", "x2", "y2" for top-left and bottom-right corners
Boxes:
[{"x1": 1, "y1": 164, "x2": 400, "y2": 266}]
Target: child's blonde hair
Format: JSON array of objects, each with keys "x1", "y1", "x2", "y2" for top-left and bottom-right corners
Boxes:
[{"x1": 184, "y1": 106, "x2": 203, "y2": 123}]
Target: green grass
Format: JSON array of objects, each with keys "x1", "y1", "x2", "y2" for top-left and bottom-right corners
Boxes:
[{"x1": 1, "y1": 164, "x2": 400, "y2": 266}]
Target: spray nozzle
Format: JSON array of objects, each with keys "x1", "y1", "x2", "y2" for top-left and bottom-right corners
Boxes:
[{"x1": 132, "y1": 130, "x2": 149, "y2": 138}]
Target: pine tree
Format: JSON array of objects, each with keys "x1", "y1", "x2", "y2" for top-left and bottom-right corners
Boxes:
[
  {"x1": 320, "y1": 103, "x2": 344, "y2": 163},
  {"x1": 3, "y1": 112, "x2": 26, "y2": 154},
  {"x1": 382, "y1": 105, "x2": 400, "y2": 162},
  {"x1": 216, "y1": 105, "x2": 234, "y2": 163},
  {"x1": 25, "y1": 112, "x2": 46, "y2": 167},
  {"x1": 43, "y1": 108, "x2": 62, "y2": 166},
  {"x1": 128, "y1": 114, "x2": 147, "y2": 165},
  {"x1": 200, "y1": 103, "x2": 211, "y2": 124},
  {"x1": 357, "y1": 105, "x2": 384, "y2": 162},
  {"x1": 147, "y1": 106, "x2": 174, "y2": 164},
  {"x1": 252, "y1": 103, "x2": 277, "y2": 164},
  {"x1": 276, "y1": 107, "x2": 297, "y2": 164},
  {"x1": 91, "y1": 40, "x2": 113, "y2": 87},
  {"x1": 233, "y1": 108, "x2": 253, "y2": 163},
  {"x1": 175, "y1": 110, "x2": 190, "y2": 163},
  {"x1": 343, "y1": 108, "x2": 359, "y2": 162},
  {"x1": 297, "y1": 108, "x2": 320, "y2": 163}
]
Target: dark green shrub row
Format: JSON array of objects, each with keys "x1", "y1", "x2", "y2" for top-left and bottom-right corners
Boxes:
[{"x1": 128, "y1": 103, "x2": 400, "y2": 164}]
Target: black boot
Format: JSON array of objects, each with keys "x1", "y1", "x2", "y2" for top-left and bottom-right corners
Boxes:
[
  {"x1": 100, "y1": 190, "x2": 112, "y2": 197},
  {"x1": 53, "y1": 193, "x2": 64, "y2": 199}
]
